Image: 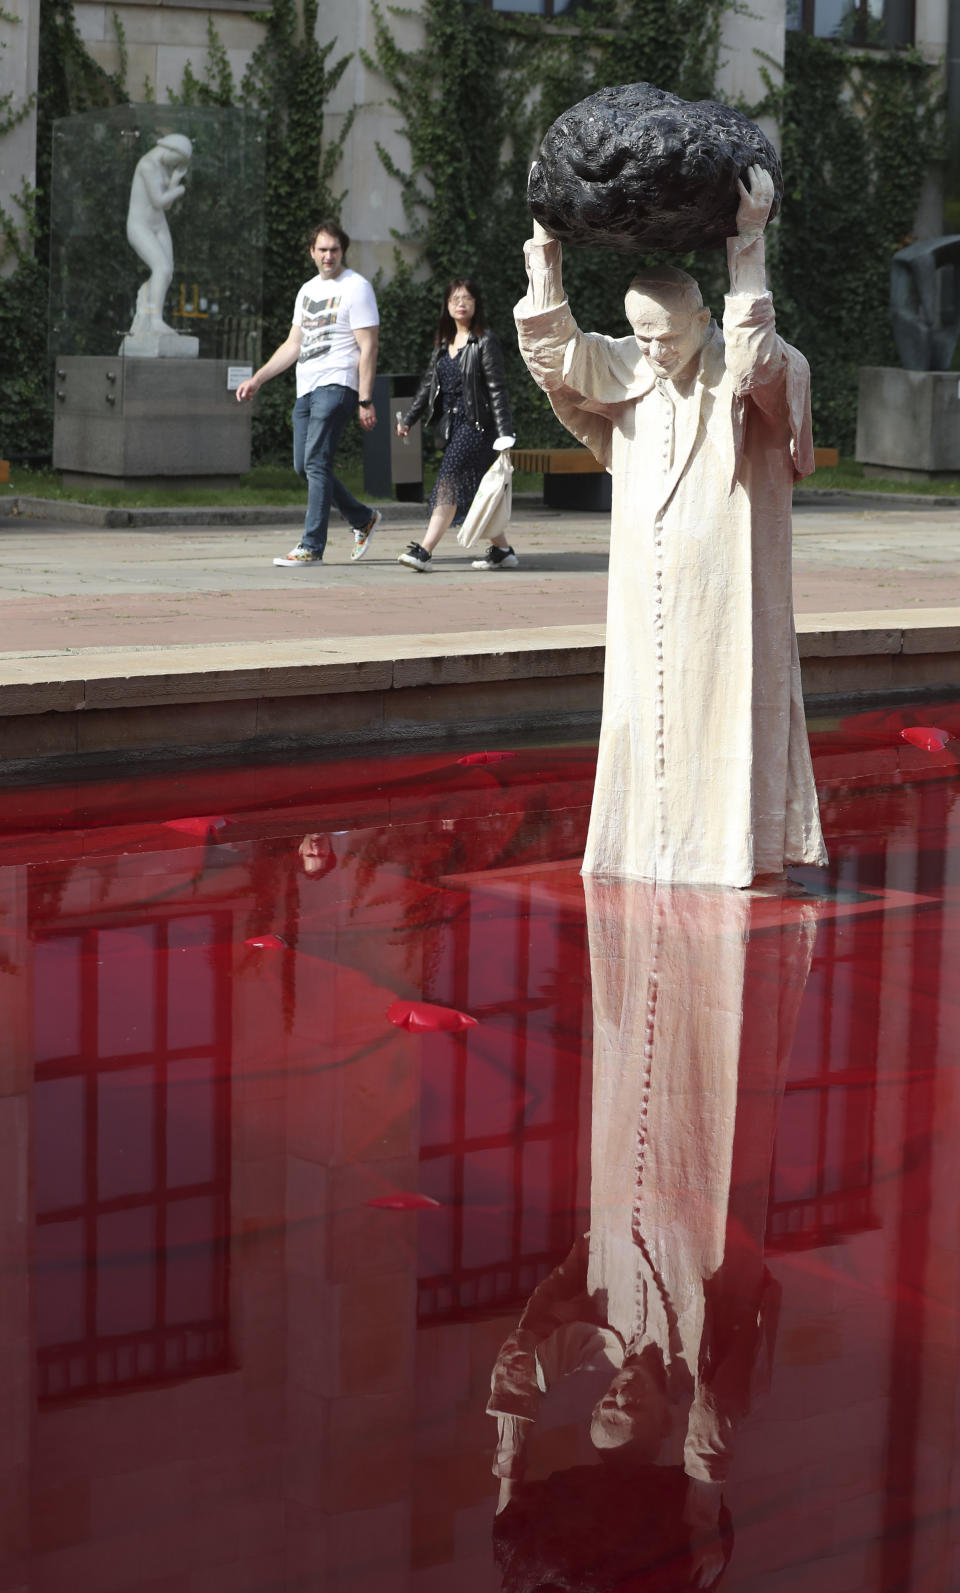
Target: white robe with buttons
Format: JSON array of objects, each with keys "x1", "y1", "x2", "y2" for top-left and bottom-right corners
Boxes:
[{"x1": 515, "y1": 241, "x2": 827, "y2": 887}]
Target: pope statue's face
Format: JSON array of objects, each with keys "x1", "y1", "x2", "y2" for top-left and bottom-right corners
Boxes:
[
  {"x1": 589, "y1": 1364, "x2": 669, "y2": 1456},
  {"x1": 626, "y1": 296, "x2": 709, "y2": 382}
]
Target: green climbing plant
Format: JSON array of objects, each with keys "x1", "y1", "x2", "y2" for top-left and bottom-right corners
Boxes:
[
  {"x1": 1, "y1": 0, "x2": 128, "y2": 462},
  {"x1": 1, "y1": 4, "x2": 36, "y2": 138},
  {"x1": 170, "y1": 19, "x2": 237, "y2": 109},
  {"x1": 237, "y1": 0, "x2": 355, "y2": 460},
  {"x1": 171, "y1": 0, "x2": 354, "y2": 460},
  {"x1": 2, "y1": 0, "x2": 946, "y2": 469},
  {"x1": 363, "y1": 0, "x2": 731, "y2": 447},
  {"x1": 0, "y1": 181, "x2": 49, "y2": 460},
  {"x1": 35, "y1": 0, "x2": 129, "y2": 246},
  {"x1": 1, "y1": 0, "x2": 352, "y2": 465},
  {"x1": 759, "y1": 31, "x2": 943, "y2": 452},
  {"x1": 367, "y1": 3, "x2": 943, "y2": 457}
]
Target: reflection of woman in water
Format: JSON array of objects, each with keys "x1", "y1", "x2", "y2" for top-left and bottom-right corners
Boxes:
[
  {"x1": 489, "y1": 880, "x2": 821, "y2": 1590},
  {"x1": 126, "y1": 133, "x2": 192, "y2": 331},
  {"x1": 298, "y1": 834, "x2": 337, "y2": 879}
]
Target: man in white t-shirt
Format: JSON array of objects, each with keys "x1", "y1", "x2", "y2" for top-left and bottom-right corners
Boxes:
[{"x1": 237, "y1": 219, "x2": 382, "y2": 566}]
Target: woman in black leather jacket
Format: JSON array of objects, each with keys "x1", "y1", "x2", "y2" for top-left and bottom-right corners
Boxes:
[{"x1": 396, "y1": 278, "x2": 517, "y2": 572}]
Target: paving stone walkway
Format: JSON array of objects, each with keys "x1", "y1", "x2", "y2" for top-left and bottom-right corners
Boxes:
[{"x1": 2, "y1": 495, "x2": 959, "y2": 655}]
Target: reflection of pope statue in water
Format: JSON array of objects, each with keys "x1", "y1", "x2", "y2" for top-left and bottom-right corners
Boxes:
[
  {"x1": 489, "y1": 880, "x2": 820, "y2": 1591},
  {"x1": 122, "y1": 133, "x2": 199, "y2": 358}
]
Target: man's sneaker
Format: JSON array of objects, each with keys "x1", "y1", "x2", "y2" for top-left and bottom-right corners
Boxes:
[
  {"x1": 273, "y1": 544, "x2": 322, "y2": 566},
  {"x1": 351, "y1": 509, "x2": 382, "y2": 561},
  {"x1": 471, "y1": 545, "x2": 519, "y2": 571},
  {"x1": 398, "y1": 541, "x2": 432, "y2": 572}
]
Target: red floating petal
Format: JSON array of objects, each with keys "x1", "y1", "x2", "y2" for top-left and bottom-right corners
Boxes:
[
  {"x1": 244, "y1": 934, "x2": 288, "y2": 950},
  {"x1": 457, "y1": 751, "x2": 519, "y2": 766},
  {"x1": 163, "y1": 816, "x2": 227, "y2": 837},
  {"x1": 367, "y1": 1192, "x2": 441, "y2": 1211},
  {"x1": 387, "y1": 998, "x2": 478, "y2": 1033},
  {"x1": 900, "y1": 727, "x2": 952, "y2": 752}
]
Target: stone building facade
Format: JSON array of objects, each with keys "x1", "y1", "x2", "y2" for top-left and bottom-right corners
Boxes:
[{"x1": 4, "y1": 0, "x2": 950, "y2": 280}]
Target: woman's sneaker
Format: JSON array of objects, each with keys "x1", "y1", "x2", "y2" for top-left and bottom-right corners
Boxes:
[
  {"x1": 351, "y1": 509, "x2": 382, "y2": 561},
  {"x1": 398, "y1": 541, "x2": 432, "y2": 572},
  {"x1": 471, "y1": 545, "x2": 519, "y2": 570}
]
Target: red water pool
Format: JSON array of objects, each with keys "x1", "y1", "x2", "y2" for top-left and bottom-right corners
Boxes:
[{"x1": 3, "y1": 702, "x2": 960, "y2": 1592}]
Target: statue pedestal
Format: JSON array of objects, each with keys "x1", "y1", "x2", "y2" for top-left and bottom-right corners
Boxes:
[
  {"x1": 856, "y1": 367, "x2": 960, "y2": 480},
  {"x1": 121, "y1": 329, "x2": 200, "y2": 359},
  {"x1": 52, "y1": 356, "x2": 251, "y2": 488}
]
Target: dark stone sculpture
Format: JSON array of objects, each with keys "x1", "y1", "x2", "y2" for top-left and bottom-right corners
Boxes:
[
  {"x1": 527, "y1": 82, "x2": 782, "y2": 254},
  {"x1": 890, "y1": 235, "x2": 960, "y2": 371}
]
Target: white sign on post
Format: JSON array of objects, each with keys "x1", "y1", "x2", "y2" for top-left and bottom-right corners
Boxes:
[{"x1": 227, "y1": 365, "x2": 254, "y2": 391}]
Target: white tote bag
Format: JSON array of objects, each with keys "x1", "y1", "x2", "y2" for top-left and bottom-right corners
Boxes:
[{"x1": 456, "y1": 450, "x2": 513, "y2": 549}]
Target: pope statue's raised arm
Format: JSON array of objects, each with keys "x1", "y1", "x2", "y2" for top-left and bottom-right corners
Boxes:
[{"x1": 515, "y1": 169, "x2": 827, "y2": 888}]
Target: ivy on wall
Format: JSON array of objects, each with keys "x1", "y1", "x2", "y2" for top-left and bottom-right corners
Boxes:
[
  {"x1": 1, "y1": 3, "x2": 36, "y2": 140},
  {"x1": 0, "y1": 0, "x2": 947, "y2": 467},
  {"x1": 364, "y1": 0, "x2": 729, "y2": 448},
  {"x1": 34, "y1": 1, "x2": 129, "y2": 254},
  {"x1": 0, "y1": 187, "x2": 48, "y2": 461},
  {"x1": 0, "y1": 1, "x2": 128, "y2": 461},
  {"x1": 761, "y1": 31, "x2": 943, "y2": 451},
  {"x1": 170, "y1": 0, "x2": 354, "y2": 460},
  {"x1": 1, "y1": 0, "x2": 351, "y2": 464},
  {"x1": 367, "y1": 2, "x2": 943, "y2": 455}
]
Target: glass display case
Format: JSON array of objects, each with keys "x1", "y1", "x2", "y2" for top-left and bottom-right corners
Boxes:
[
  {"x1": 49, "y1": 104, "x2": 265, "y2": 364},
  {"x1": 49, "y1": 105, "x2": 264, "y2": 484}
]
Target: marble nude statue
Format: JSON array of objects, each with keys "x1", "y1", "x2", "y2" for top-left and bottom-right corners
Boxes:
[
  {"x1": 489, "y1": 879, "x2": 820, "y2": 1591},
  {"x1": 515, "y1": 163, "x2": 827, "y2": 887},
  {"x1": 122, "y1": 133, "x2": 198, "y2": 358}
]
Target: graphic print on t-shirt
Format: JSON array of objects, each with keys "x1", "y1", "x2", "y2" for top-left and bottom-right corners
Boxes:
[
  {"x1": 298, "y1": 292, "x2": 342, "y2": 365},
  {"x1": 292, "y1": 268, "x2": 377, "y2": 397}
]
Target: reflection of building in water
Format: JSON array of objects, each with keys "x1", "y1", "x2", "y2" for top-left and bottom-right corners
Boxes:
[
  {"x1": 33, "y1": 913, "x2": 232, "y2": 1401},
  {"x1": 414, "y1": 866, "x2": 590, "y2": 1327},
  {"x1": 0, "y1": 765, "x2": 597, "y2": 1592},
  {"x1": 489, "y1": 881, "x2": 820, "y2": 1587},
  {"x1": 1, "y1": 742, "x2": 959, "y2": 1591}
]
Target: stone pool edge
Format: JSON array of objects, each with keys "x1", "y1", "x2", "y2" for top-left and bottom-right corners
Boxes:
[{"x1": 0, "y1": 612, "x2": 958, "y2": 766}]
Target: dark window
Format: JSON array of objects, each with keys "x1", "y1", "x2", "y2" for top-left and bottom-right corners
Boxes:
[
  {"x1": 767, "y1": 855, "x2": 884, "y2": 1252},
  {"x1": 786, "y1": 0, "x2": 914, "y2": 46},
  {"x1": 476, "y1": 0, "x2": 577, "y2": 15},
  {"x1": 33, "y1": 913, "x2": 232, "y2": 1403}
]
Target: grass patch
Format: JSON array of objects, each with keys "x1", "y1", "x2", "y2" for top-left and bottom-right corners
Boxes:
[
  {"x1": 7, "y1": 455, "x2": 959, "y2": 509},
  {"x1": 5, "y1": 454, "x2": 960, "y2": 509},
  {"x1": 4, "y1": 464, "x2": 312, "y2": 510},
  {"x1": 797, "y1": 458, "x2": 960, "y2": 496},
  {"x1": 3, "y1": 460, "x2": 544, "y2": 509}
]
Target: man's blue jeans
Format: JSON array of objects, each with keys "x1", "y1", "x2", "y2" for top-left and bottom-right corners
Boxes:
[{"x1": 292, "y1": 385, "x2": 372, "y2": 557}]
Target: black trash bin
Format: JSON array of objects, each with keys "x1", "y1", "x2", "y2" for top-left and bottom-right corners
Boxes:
[
  {"x1": 544, "y1": 473, "x2": 612, "y2": 511},
  {"x1": 362, "y1": 373, "x2": 423, "y2": 502}
]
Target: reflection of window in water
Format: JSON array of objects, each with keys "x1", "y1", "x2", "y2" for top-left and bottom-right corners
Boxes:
[
  {"x1": 417, "y1": 886, "x2": 587, "y2": 1324},
  {"x1": 786, "y1": 0, "x2": 913, "y2": 44},
  {"x1": 767, "y1": 855, "x2": 885, "y2": 1252},
  {"x1": 766, "y1": 916, "x2": 880, "y2": 1250},
  {"x1": 33, "y1": 913, "x2": 231, "y2": 1403}
]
